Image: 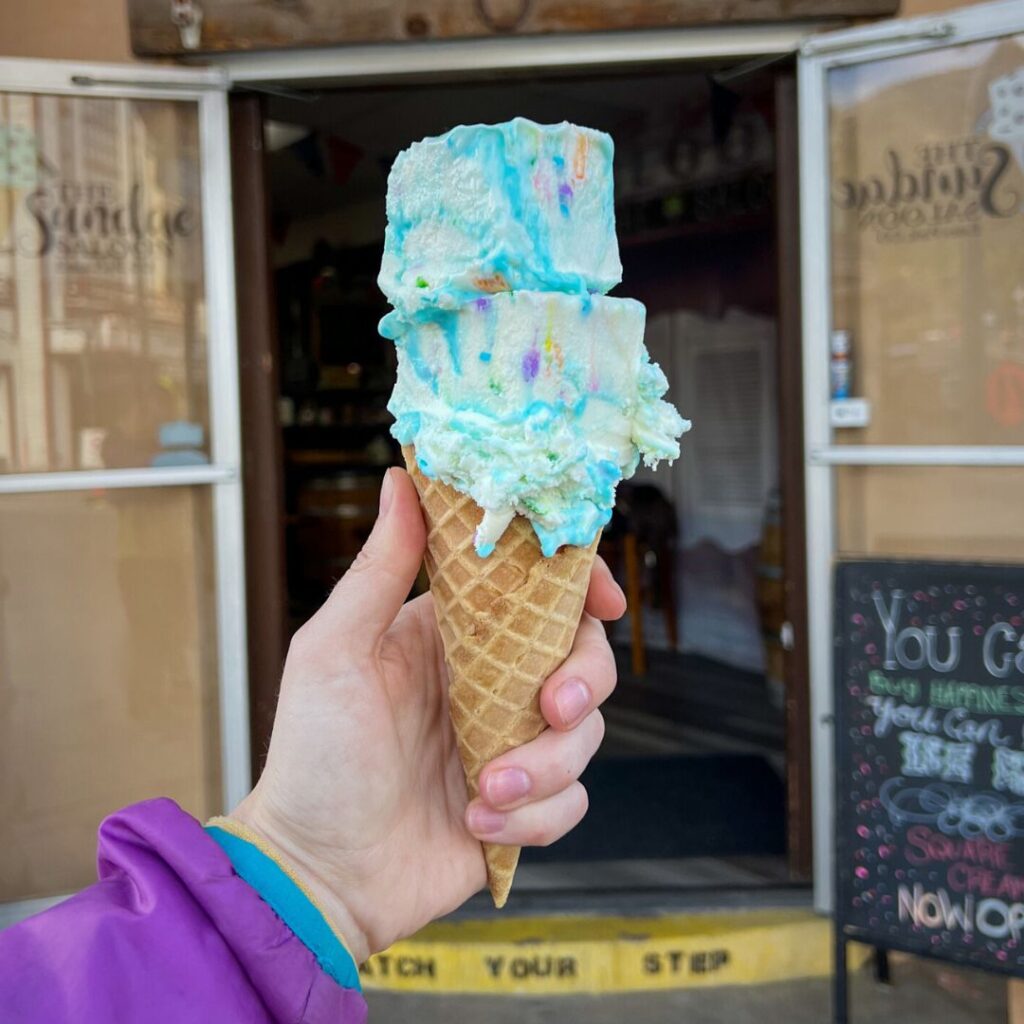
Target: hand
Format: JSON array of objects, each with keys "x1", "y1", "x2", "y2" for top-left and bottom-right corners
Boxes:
[{"x1": 230, "y1": 467, "x2": 625, "y2": 963}]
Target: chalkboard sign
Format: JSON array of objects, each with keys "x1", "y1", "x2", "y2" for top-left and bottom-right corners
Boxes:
[{"x1": 835, "y1": 561, "x2": 1024, "y2": 980}]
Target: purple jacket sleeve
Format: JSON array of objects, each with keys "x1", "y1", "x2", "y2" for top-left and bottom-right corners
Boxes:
[{"x1": 0, "y1": 799, "x2": 368, "y2": 1024}]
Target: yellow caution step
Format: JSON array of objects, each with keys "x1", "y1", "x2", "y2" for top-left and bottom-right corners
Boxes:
[{"x1": 360, "y1": 908, "x2": 868, "y2": 995}]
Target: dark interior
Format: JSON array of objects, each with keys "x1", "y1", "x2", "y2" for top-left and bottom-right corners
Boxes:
[{"x1": 263, "y1": 63, "x2": 793, "y2": 891}]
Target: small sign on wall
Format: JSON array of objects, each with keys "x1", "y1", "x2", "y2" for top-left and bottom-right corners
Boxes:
[{"x1": 829, "y1": 397, "x2": 871, "y2": 428}]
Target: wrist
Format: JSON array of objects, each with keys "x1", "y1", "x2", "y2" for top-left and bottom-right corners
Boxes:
[{"x1": 223, "y1": 796, "x2": 372, "y2": 966}]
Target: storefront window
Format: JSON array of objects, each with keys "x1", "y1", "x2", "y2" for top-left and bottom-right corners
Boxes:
[
  {"x1": 0, "y1": 92, "x2": 209, "y2": 473},
  {"x1": 828, "y1": 36, "x2": 1024, "y2": 446},
  {"x1": 0, "y1": 486, "x2": 221, "y2": 903},
  {"x1": 836, "y1": 465, "x2": 1024, "y2": 562},
  {"x1": 0, "y1": 76, "x2": 233, "y2": 908}
]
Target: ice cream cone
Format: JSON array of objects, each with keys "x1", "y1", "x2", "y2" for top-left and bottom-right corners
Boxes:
[{"x1": 402, "y1": 446, "x2": 598, "y2": 907}]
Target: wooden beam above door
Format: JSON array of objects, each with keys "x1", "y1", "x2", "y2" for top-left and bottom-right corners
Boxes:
[{"x1": 128, "y1": 0, "x2": 899, "y2": 58}]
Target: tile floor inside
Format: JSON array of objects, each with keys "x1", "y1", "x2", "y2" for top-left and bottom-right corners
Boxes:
[{"x1": 514, "y1": 646, "x2": 791, "y2": 893}]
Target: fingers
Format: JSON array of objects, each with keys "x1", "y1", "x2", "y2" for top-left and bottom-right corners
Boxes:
[
  {"x1": 538, "y1": 613, "x2": 617, "y2": 731},
  {"x1": 584, "y1": 556, "x2": 627, "y2": 621},
  {"x1": 306, "y1": 467, "x2": 426, "y2": 651},
  {"x1": 469, "y1": 564, "x2": 616, "y2": 847},
  {"x1": 477, "y1": 709, "x2": 604, "y2": 811},
  {"x1": 466, "y1": 781, "x2": 589, "y2": 847},
  {"x1": 468, "y1": 707, "x2": 606, "y2": 846}
]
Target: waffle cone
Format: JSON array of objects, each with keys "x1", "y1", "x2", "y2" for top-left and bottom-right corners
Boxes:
[{"x1": 402, "y1": 447, "x2": 598, "y2": 907}]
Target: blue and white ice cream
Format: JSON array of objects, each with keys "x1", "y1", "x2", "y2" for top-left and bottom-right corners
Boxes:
[
  {"x1": 380, "y1": 119, "x2": 689, "y2": 558},
  {"x1": 379, "y1": 118, "x2": 622, "y2": 318}
]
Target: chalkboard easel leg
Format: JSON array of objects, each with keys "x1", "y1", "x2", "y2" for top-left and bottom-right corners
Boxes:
[
  {"x1": 834, "y1": 930, "x2": 849, "y2": 1024},
  {"x1": 873, "y1": 948, "x2": 890, "y2": 985}
]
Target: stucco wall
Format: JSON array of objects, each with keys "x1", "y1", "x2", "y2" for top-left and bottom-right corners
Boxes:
[
  {"x1": 0, "y1": 0, "x2": 135, "y2": 62},
  {"x1": 901, "y1": 0, "x2": 985, "y2": 14}
]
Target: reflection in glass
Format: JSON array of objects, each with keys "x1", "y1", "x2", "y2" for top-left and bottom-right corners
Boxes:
[
  {"x1": 0, "y1": 93, "x2": 209, "y2": 473},
  {"x1": 828, "y1": 36, "x2": 1024, "y2": 446},
  {"x1": 0, "y1": 487, "x2": 221, "y2": 902}
]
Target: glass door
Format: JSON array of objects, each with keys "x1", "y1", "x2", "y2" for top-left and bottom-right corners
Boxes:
[
  {"x1": 0, "y1": 60, "x2": 247, "y2": 917},
  {"x1": 798, "y1": 0, "x2": 1024, "y2": 910}
]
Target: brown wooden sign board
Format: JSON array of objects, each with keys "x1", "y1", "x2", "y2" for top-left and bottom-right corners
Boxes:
[{"x1": 129, "y1": 0, "x2": 898, "y2": 58}]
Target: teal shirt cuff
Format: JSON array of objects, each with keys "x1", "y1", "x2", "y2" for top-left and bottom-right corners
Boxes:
[{"x1": 205, "y1": 824, "x2": 362, "y2": 992}]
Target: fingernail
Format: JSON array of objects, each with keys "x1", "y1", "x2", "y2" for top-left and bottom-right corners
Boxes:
[
  {"x1": 607, "y1": 569, "x2": 627, "y2": 610},
  {"x1": 555, "y1": 678, "x2": 591, "y2": 727},
  {"x1": 485, "y1": 768, "x2": 531, "y2": 807},
  {"x1": 378, "y1": 469, "x2": 394, "y2": 517},
  {"x1": 468, "y1": 805, "x2": 506, "y2": 836},
  {"x1": 599, "y1": 559, "x2": 627, "y2": 612}
]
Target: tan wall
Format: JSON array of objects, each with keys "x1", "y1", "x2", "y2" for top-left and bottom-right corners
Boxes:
[
  {"x1": 0, "y1": 0, "x2": 136, "y2": 62},
  {"x1": 900, "y1": 0, "x2": 987, "y2": 15}
]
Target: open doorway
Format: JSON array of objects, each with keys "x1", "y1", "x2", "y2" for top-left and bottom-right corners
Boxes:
[{"x1": 250, "y1": 62, "x2": 807, "y2": 897}]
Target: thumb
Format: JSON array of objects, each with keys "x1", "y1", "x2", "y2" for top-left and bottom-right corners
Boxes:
[{"x1": 314, "y1": 467, "x2": 426, "y2": 648}]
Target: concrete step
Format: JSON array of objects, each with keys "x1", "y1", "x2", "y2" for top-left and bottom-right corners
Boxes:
[
  {"x1": 365, "y1": 955, "x2": 1006, "y2": 1024},
  {"x1": 359, "y1": 899, "x2": 863, "y2": 996}
]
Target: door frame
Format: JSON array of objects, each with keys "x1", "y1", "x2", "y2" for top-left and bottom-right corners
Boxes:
[
  {"x1": 797, "y1": 0, "x2": 1024, "y2": 912},
  {"x1": 0, "y1": 58, "x2": 251, "y2": 827},
  {"x1": 774, "y1": 68, "x2": 814, "y2": 882},
  {"x1": 228, "y1": 93, "x2": 288, "y2": 780},
  {"x1": 213, "y1": 22, "x2": 830, "y2": 85},
  {"x1": 220, "y1": 22, "x2": 831, "y2": 878}
]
